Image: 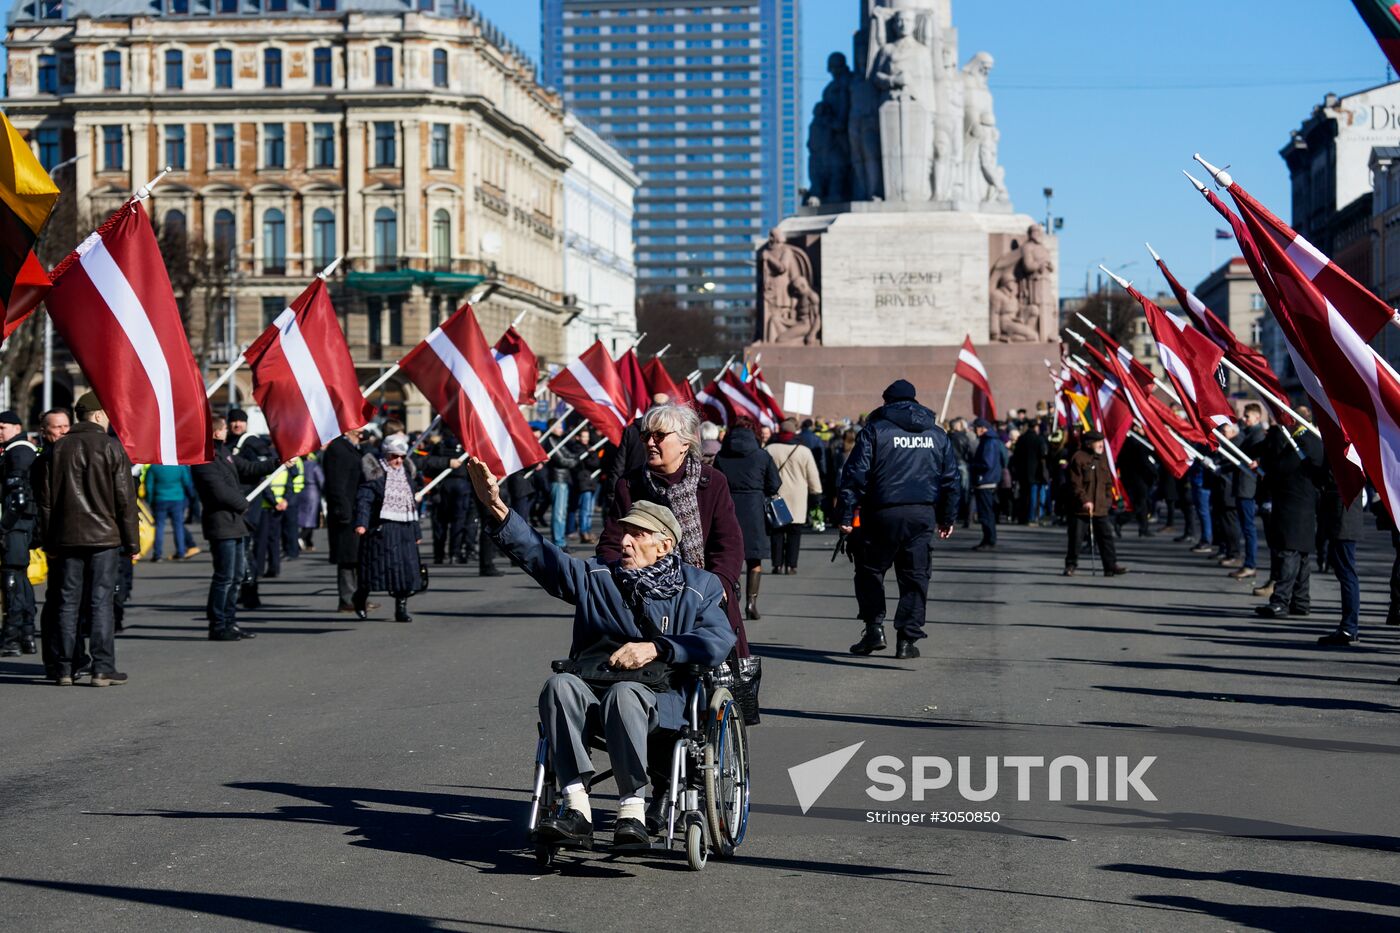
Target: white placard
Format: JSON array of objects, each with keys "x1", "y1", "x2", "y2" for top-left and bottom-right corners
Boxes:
[{"x1": 783, "y1": 381, "x2": 814, "y2": 416}]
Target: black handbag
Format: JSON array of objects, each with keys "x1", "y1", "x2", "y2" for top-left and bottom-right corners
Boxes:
[
  {"x1": 553, "y1": 637, "x2": 675, "y2": 692},
  {"x1": 418, "y1": 563, "x2": 430, "y2": 592}
]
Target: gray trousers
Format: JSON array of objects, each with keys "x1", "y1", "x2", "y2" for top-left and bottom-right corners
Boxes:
[
  {"x1": 539, "y1": 673, "x2": 658, "y2": 798},
  {"x1": 1271, "y1": 549, "x2": 1311, "y2": 613},
  {"x1": 337, "y1": 565, "x2": 357, "y2": 607}
]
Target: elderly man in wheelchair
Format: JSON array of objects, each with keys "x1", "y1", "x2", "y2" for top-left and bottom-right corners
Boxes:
[{"x1": 466, "y1": 457, "x2": 745, "y2": 866}]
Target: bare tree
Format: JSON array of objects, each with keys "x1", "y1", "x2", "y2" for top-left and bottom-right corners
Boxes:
[
  {"x1": 635, "y1": 291, "x2": 735, "y2": 380},
  {"x1": 1065, "y1": 289, "x2": 1138, "y2": 350}
]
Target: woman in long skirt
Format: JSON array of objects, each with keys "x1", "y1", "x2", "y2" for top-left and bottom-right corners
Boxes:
[{"x1": 353, "y1": 434, "x2": 422, "y2": 622}]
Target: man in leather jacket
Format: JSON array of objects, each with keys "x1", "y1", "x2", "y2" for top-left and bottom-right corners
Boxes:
[{"x1": 838, "y1": 380, "x2": 961, "y2": 660}]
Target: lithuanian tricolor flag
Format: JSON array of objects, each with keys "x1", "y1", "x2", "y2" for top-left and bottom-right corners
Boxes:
[
  {"x1": 1353, "y1": 0, "x2": 1400, "y2": 75},
  {"x1": 0, "y1": 112, "x2": 58, "y2": 340}
]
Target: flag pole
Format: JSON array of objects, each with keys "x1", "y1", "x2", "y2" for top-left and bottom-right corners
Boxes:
[
  {"x1": 709, "y1": 354, "x2": 736, "y2": 383},
  {"x1": 412, "y1": 415, "x2": 442, "y2": 453},
  {"x1": 245, "y1": 459, "x2": 295, "y2": 503},
  {"x1": 132, "y1": 165, "x2": 174, "y2": 202},
  {"x1": 686, "y1": 369, "x2": 701, "y2": 386},
  {"x1": 509, "y1": 309, "x2": 529, "y2": 329},
  {"x1": 654, "y1": 343, "x2": 672, "y2": 359},
  {"x1": 360, "y1": 364, "x2": 401, "y2": 397},
  {"x1": 939, "y1": 371, "x2": 957, "y2": 422},
  {"x1": 543, "y1": 404, "x2": 576, "y2": 437},
  {"x1": 316, "y1": 255, "x2": 344, "y2": 280},
  {"x1": 205, "y1": 351, "x2": 246, "y2": 398},
  {"x1": 544, "y1": 419, "x2": 588, "y2": 455},
  {"x1": 1217, "y1": 358, "x2": 1320, "y2": 437}
]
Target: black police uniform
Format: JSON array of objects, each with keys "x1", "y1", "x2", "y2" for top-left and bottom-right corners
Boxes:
[
  {"x1": 1, "y1": 432, "x2": 39, "y2": 655},
  {"x1": 423, "y1": 436, "x2": 475, "y2": 564},
  {"x1": 838, "y1": 395, "x2": 961, "y2": 655},
  {"x1": 231, "y1": 428, "x2": 277, "y2": 606}
]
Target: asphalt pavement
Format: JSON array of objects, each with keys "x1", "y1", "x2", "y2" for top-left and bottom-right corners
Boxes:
[{"x1": 3, "y1": 517, "x2": 1400, "y2": 932}]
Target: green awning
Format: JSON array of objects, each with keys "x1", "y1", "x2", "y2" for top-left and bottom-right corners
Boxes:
[{"x1": 343, "y1": 270, "x2": 485, "y2": 295}]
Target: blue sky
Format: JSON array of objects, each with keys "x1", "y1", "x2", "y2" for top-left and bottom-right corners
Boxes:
[
  {"x1": 468, "y1": 0, "x2": 1392, "y2": 297},
  {"x1": 3, "y1": 0, "x2": 1388, "y2": 297}
]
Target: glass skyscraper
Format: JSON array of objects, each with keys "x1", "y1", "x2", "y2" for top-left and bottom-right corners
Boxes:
[{"x1": 543, "y1": 0, "x2": 800, "y2": 344}]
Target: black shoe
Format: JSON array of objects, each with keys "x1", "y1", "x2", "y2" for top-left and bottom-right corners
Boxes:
[
  {"x1": 1317, "y1": 631, "x2": 1357, "y2": 646},
  {"x1": 1255, "y1": 604, "x2": 1288, "y2": 619},
  {"x1": 480, "y1": 565, "x2": 505, "y2": 577},
  {"x1": 208, "y1": 626, "x2": 240, "y2": 642},
  {"x1": 971, "y1": 543, "x2": 995, "y2": 551},
  {"x1": 337, "y1": 603, "x2": 356, "y2": 613},
  {"x1": 612, "y1": 817, "x2": 650, "y2": 847},
  {"x1": 394, "y1": 598, "x2": 412, "y2": 623},
  {"x1": 1107, "y1": 566, "x2": 1130, "y2": 576},
  {"x1": 1290, "y1": 607, "x2": 1311, "y2": 617},
  {"x1": 231, "y1": 625, "x2": 256, "y2": 640},
  {"x1": 353, "y1": 591, "x2": 369, "y2": 620},
  {"x1": 20, "y1": 636, "x2": 37, "y2": 655},
  {"x1": 90, "y1": 671, "x2": 129, "y2": 687},
  {"x1": 850, "y1": 623, "x2": 887, "y2": 655},
  {"x1": 644, "y1": 794, "x2": 667, "y2": 835},
  {"x1": 0, "y1": 645, "x2": 17, "y2": 658},
  {"x1": 534, "y1": 809, "x2": 593, "y2": 848},
  {"x1": 895, "y1": 638, "x2": 920, "y2": 660},
  {"x1": 1062, "y1": 566, "x2": 1077, "y2": 577}
]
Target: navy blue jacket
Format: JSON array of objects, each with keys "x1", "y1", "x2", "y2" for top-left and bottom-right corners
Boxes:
[
  {"x1": 837, "y1": 400, "x2": 961, "y2": 526},
  {"x1": 970, "y1": 433, "x2": 1008, "y2": 488},
  {"x1": 491, "y1": 509, "x2": 736, "y2": 729}
]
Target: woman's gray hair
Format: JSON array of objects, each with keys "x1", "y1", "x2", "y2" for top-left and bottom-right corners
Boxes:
[
  {"x1": 699, "y1": 421, "x2": 721, "y2": 441},
  {"x1": 642, "y1": 403, "x2": 701, "y2": 459}
]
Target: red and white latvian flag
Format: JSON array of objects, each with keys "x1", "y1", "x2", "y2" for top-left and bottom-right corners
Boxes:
[
  {"x1": 493, "y1": 326, "x2": 538, "y2": 406},
  {"x1": 547, "y1": 339, "x2": 632, "y2": 444},
  {"x1": 1123, "y1": 281, "x2": 1235, "y2": 442},
  {"x1": 244, "y1": 277, "x2": 372, "y2": 460},
  {"x1": 1082, "y1": 365, "x2": 1134, "y2": 500},
  {"x1": 1100, "y1": 342, "x2": 1191, "y2": 479},
  {"x1": 642, "y1": 356, "x2": 684, "y2": 404},
  {"x1": 750, "y1": 365, "x2": 786, "y2": 424},
  {"x1": 718, "y1": 365, "x2": 776, "y2": 428},
  {"x1": 695, "y1": 378, "x2": 728, "y2": 426},
  {"x1": 616, "y1": 347, "x2": 652, "y2": 419},
  {"x1": 954, "y1": 335, "x2": 997, "y2": 421},
  {"x1": 45, "y1": 199, "x2": 212, "y2": 464},
  {"x1": 399, "y1": 304, "x2": 546, "y2": 478},
  {"x1": 1195, "y1": 176, "x2": 1368, "y2": 502},
  {"x1": 1225, "y1": 171, "x2": 1400, "y2": 515}
]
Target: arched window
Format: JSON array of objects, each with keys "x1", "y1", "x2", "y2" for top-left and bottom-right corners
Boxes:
[
  {"x1": 431, "y1": 208, "x2": 450, "y2": 270},
  {"x1": 373, "y1": 207, "x2": 396, "y2": 271},
  {"x1": 213, "y1": 208, "x2": 236, "y2": 265},
  {"x1": 163, "y1": 209, "x2": 187, "y2": 240},
  {"x1": 312, "y1": 207, "x2": 336, "y2": 268},
  {"x1": 374, "y1": 46, "x2": 393, "y2": 86},
  {"x1": 262, "y1": 208, "x2": 286, "y2": 275},
  {"x1": 432, "y1": 48, "x2": 448, "y2": 88}
]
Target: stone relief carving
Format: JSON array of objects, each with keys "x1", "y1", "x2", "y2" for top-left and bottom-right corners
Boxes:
[
  {"x1": 988, "y1": 225, "x2": 1055, "y2": 343},
  {"x1": 759, "y1": 230, "x2": 821, "y2": 346}
]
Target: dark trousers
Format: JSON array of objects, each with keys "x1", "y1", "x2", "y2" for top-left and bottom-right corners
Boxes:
[
  {"x1": 1218, "y1": 507, "x2": 1243, "y2": 559},
  {"x1": 1066, "y1": 514, "x2": 1116, "y2": 572},
  {"x1": 852, "y1": 505, "x2": 935, "y2": 641},
  {"x1": 432, "y1": 479, "x2": 469, "y2": 562},
  {"x1": 337, "y1": 564, "x2": 357, "y2": 608},
  {"x1": 1330, "y1": 539, "x2": 1360, "y2": 637},
  {"x1": 281, "y1": 502, "x2": 301, "y2": 559},
  {"x1": 1389, "y1": 531, "x2": 1400, "y2": 620},
  {"x1": 55, "y1": 547, "x2": 119, "y2": 676},
  {"x1": 770, "y1": 523, "x2": 803, "y2": 569},
  {"x1": 241, "y1": 507, "x2": 263, "y2": 588},
  {"x1": 1239, "y1": 498, "x2": 1258, "y2": 569},
  {"x1": 1, "y1": 557, "x2": 36, "y2": 647},
  {"x1": 207, "y1": 537, "x2": 246, "y2": 628},
  {"x1": 1270, "y1": 549, "x2": 1311, "y2": 612},
  {"x1": 253, "y1": 508, "x2": 283, "y2": 578},
  {"x1": 150, "y1": 499, "x2": 188, "y2": 560},
  {"x1": 974, "y1": 488, "x2": 997, "y2": 545}
]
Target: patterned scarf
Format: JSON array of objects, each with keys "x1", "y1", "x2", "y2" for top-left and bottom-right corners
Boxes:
[
  {"x1": 645, "y1": 453, "x2": 705, "y2": 568},
  {"x1": 614, "y1": 553, "x2": 685, "y2": 609},
  {"x1": 379, "y1": 461, "x2": 416, "y2": 522}
]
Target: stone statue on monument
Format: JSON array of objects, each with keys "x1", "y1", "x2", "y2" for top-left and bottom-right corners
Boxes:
[
  {"x1": 1015, "y1": 223, "x2": 1055, "y2": 339},
  {"x1": 871, "y1": 9, "x2": 935, "y2": 203},
  {"x1": 962, "y1": 52, "x2": 1010, "y2": 205},
  {"x1": 932, "y1": 32, "x2": 966, "y2": 202},
  {"x1": 759, "y1": 229, "x2": 821, "y2": 346},
  {"x1": 806, "y1": 52, "x2": 855, "y2": 205}
]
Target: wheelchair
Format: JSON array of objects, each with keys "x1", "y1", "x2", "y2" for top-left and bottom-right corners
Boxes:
[{"x1": 527, "y1": 664, "x2": 751, "y2": 871}]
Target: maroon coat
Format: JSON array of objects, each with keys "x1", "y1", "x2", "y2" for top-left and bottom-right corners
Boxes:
[{"x1": 598, "y1": 461, "x2": 749, "y2": 656}]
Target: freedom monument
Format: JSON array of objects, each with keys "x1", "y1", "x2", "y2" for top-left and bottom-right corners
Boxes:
[{"x1": 753, "y1": 0, "x2": 1059, "y2": 418}]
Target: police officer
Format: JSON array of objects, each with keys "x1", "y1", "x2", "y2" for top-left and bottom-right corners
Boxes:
[
  {"x1": 0, "y1": 411, "x2": 38, "y2": 656},
  {"x1": 227, "y1": 409, "x2": 278, "y2": 608},
  {"x1": 838, "y1": 380, "x2": 961, "y2": 660},
  {"x1": 423, "y1": 431, "x2": 472, "y2": 564}
]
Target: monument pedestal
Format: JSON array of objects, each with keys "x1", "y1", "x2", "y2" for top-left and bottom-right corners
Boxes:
[
  {"x1": 773, "y1": 206, "x2": 1057, "y2": 347},
  {"x1": 750, "y1": 341, "x2": 1060, "y2": 422}
]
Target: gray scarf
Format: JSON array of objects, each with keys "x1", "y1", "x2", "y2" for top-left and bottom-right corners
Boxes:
[
  {"x1": 614, "y1": 553, "x2": 685, "y2": 609},
  {"x1": 646, "y1": 454, "x2": 705, "y2": 568}
]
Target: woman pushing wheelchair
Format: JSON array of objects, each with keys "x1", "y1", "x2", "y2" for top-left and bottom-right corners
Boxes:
[{"x1": 466, "y1": 456, "x2": 736, "y2": 852}]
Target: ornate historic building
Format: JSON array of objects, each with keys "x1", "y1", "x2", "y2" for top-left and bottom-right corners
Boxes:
[{"x1": 5, "y1": 0, "x2": 584, "y2": 426}]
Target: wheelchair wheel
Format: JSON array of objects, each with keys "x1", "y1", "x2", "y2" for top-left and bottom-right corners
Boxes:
[
  {"x1": 534, "y1": 843, "x2": 557, "y2": 868},
  {"x1": 704, "y1": 686, "x2": 750, "y2": 858},
  {"x1": 685, "y1": 821, "x2": 707, "y2": 871}
]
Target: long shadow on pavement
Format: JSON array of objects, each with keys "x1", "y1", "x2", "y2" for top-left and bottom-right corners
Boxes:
[
  {"x1": 1093, "y1": 684, "x2": 1400, "y2": 715},
  {"x1": 0, "y1": 878, "x2": 564, "y2": 933}
]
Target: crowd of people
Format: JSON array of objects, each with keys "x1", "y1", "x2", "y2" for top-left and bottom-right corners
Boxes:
[{"x1": 0, "y1": 376, "x2": 1393, "y2": 691}]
